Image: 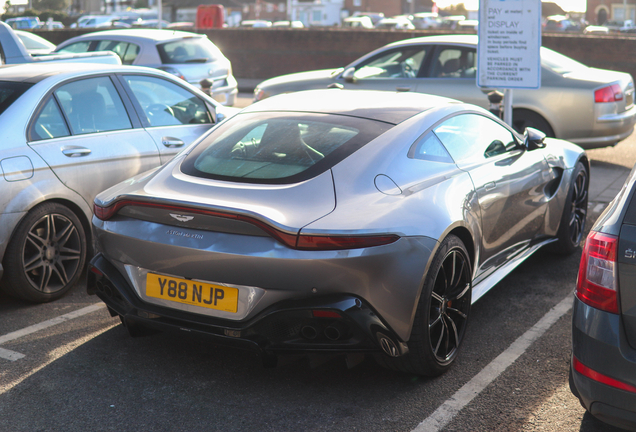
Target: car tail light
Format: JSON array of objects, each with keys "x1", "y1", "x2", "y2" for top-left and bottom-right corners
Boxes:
[
  {"x1": 576, "y1": 231, "x2": 619, "y2": 314},
  {"x1": 595, "y1": 84, "x2": 624, "y2": 103},
  {"x1": 573, "y1": 356, "x2": 636, "y2": 393},
  {"x1": 93, "y1": 200, "x2": 399, "y2": 251},
  {"x1": 312, "y1": 310, "x2": 342, "y2": 318}
]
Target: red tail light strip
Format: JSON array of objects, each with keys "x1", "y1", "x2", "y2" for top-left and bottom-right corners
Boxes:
[
  {"x1": 93, "y1": 200, "x2": 399, "y2": 251},
  {"x1": 573, "y1": 356, "x2": 636, "y2": 393},
  {"x1": 595, "y1": 84, "x2": 624, "y2": 103}
]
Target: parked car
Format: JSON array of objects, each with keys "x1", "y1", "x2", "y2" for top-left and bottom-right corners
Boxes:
[
  {"x1": 88, "y1": 89, "x2": 588, "y2": 375},
  {"x1": 411, "y1": 12, "x2": 440, "y2": 29},
  {"x1": 542, "y1": 15, "x2": 582, "y2": 32},
  {"x1": 570, "y1": 163, "x2": 636, "y2": 430},
  {"x1": 254, "y1": 35, "x2": 636, "y2": 149},
  {"x1": 14, "y1": 30, "x2": 56, "y2": 55},
  {"x1": 54, "y1": 29, "x2": 238, "y2": 106},
  {"x1": 375, "y1": 16, "x2": 415, "y2": 30},
  {"x1": 0, "y1": 63, "x2": 236, "y2": 303},
  {"x1": 4, "y1": 16, "x2": 41, "y2": 29},
  {"x1": 583, "y1": 25, "x2": 609, "y2": 34},
  {"x1": 272, "y1": 20, "x2": 304, "y2": 28},
  {"x1": 70, "y1": 15, "x2": 122, "y2": 28},
  {"x1": 342, "y1": 16, "x2": 374, "y2": 29}
]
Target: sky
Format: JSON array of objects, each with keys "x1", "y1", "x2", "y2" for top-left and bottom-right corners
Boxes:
[{"x1": 436, "y1": 0, "x2": 586, "y2": 13}]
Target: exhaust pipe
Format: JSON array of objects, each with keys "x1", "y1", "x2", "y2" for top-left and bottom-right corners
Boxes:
[
  {"x1": 301, "y1": 325, "x2": 318, "y2": 340},
  {"x1": 324, "y1": 322, "x2": 348, "y2": 341}
]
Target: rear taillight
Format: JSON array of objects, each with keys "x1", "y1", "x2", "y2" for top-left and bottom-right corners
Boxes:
[
  {"x1": 573, "y1": 356, "x2": 636, "y2": 393},
  {"x1": 595, "y1": 84, "x2": 624, "y2": 103},
  {"x1": 576, "y1": 231, "x2": 619, "y2": 314},
  {"x1": 93, "y1": 200, "x2": 399, "y2": 251}
]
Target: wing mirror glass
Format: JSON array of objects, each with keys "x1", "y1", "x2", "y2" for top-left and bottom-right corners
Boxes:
[
  {"x1": 524, "y1": 127, "x2": 546, "y2": 150},
  {"x1": 342, "y1": 67, "x2": 356, "y2": 83}
]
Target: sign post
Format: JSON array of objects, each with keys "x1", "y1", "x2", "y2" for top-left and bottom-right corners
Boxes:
[{"x1": 477, "y1": 0, "x2": 542, "y2": 126}]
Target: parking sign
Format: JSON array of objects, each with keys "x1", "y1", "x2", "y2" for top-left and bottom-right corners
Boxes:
[{"x1": 477, "y1": 0, "x2": 542, "y2": 89}]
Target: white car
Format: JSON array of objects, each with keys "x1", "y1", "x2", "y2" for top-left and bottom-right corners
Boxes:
[{"x1": 55, "y1": 29, "x2": 238, "y2": 106}]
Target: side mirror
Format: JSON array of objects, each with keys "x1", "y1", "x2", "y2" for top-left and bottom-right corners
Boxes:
[
  {"x1": 342, "y1": 67, "x2": 356, "y2": 83},
  {"x1": 524, "y1": 127, "x2": 546, "y2": 150}
]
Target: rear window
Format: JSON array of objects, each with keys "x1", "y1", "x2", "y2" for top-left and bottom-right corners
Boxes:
[
  {"x1": 181, "y1": 112, "x2": 392, "y2": 184},
  {"x1": 157, "y1": 37, "x2": 223, "y2": 64},
  {"x1": 0, "y1": 81, "x2": 33, "y2": 115}
]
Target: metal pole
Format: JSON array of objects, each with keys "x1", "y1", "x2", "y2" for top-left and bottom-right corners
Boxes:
[
  {"x1": 503, "y1": 88, "x2": 513, "y2": 127},
  {"x1": 158, "y1": 0, "x2": 162, "y2": 28}
]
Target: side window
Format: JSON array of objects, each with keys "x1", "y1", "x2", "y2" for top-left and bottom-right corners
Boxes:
[
  {"x1": 94, "y1": 41, "x2": 140, "y2": 64},
  {"x1": 433, "y1": 114, "x2": 517, "y2": 163},
  {"x1": 122, "y1": 44, "x2": 140, "y2": 64},
  {"x1": 57, "y1": 41, "x2": 92, "y2": 53},
  {"x1": 409, "y1": 132, "x2": 454, "y2": 163},
  {"x1": 55, "y1": 76, "x2": 132, "y2": 135},
  {"x1": 430, "y1": 47, "x2": 477, "y2": 78},
  {"x1": 29, "y1": 96, "x2": 70, "y2": 141},
  {"x1": 354, "y1": 47, "x2": 428, "y2": 80},
  {"x1": 124, "y1": 75, "x2": 212, "y2": 127}
]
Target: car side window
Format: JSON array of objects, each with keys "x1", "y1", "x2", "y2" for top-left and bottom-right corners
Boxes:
[
  {"x1": 57, "y1": 41, "x2": 92, "y2": 53},
  {"x1": 409, "y1": 132, "x2": 454, "y2": 163},
  {"x1": 429, "y1": 47, "x2": 477, "y2": 78},
  {"x1": 354, "y1": 47, "x2": 428, "y2": 79},
  {"x1": 124, "y1": 75, "x2": 212, "y2": 127},
  {"x1": 29, "y1": 96, "x2": 70, "y2": 141},
  {"x1": 55, "y1": 76, "x2": 132, "y2": 135},
  {"x1": 433, "y1": 114, "x2": 517, "y2": 163},
  {"x1": 94, "y1": 40, "x2": 140, "y2": 65}
]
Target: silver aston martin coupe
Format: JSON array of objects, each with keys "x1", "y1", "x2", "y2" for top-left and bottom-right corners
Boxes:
[{"x1": 88, "y1": 89, "x2": 588, "y2": 376}]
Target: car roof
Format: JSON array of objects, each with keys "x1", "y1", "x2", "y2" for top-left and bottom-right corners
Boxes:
[
  {"x1": 60, "y1": 28, "x2": 205, "y2": 43},
  {"x1": 0, "y1": 62, "x2": 160, "y2": 83},
  {"x1": 242, "y1": 89, "x2": 459, "y2": 124},
  {"x1": 387, "y1": 34, "x2": 477, "y2": 48}
]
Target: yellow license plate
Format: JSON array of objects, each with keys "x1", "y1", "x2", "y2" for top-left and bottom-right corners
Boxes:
[{"x1": 146, "y1": 273, "x2": 238, "y2": 313}]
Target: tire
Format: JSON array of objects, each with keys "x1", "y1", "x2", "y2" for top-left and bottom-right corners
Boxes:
[
  {"x1": 2, "y1": 203, "x2": 86, "y2": 303},
  {"x1": 512, "y1": 109, "x2": 555, "y2": 137},
  {"x1": 550, "y1": 162, "x2": 588, "y2": 255},
  {"x1": 376, "y1": 235, "x2": 472, "y2": 376}
]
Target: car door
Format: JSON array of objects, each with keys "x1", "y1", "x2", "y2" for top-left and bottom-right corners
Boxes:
[
  {"x1": 27, "y1": 75, "x2": 161, "y2": 207},
  {"x1": 433, "y1": 113, "x2": 554, "y2": 278},
  {"x1": 119, "y1": 74, "x2": 217, "y2": 164},
  {"x1": 342, "y1": 46, "x2": 430, "y2": 93},
  {"x1": 418, "y1": 45, "x2": 492, "y2": 109}
]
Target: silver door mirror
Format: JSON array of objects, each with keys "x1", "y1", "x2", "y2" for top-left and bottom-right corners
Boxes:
[{"x1": 342, "y1": 67, "x2": 356, "y2": 83}]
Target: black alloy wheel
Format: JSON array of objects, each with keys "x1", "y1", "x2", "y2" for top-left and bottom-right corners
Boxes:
[
  {"x1": 550, "y1": 161, "x2": 589, "y2": 255},
  {"x1": 428, "y1": 239, "x2": 472, "y2": 366},
  {"x1": 2, "y1": 203, "x2": 86, "y2": 302},
  {"x1": 375, "y1": 235, "x2": 472, "y2": 376}
]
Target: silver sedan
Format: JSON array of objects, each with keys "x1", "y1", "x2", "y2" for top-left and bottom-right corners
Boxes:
[
  {"x1": 0, "y1": 62, "x2": 236, "y2": 303},
  {"x1": 254, "y1": 34, "x2": 636, "y2": 149},
  {"x1": 54, "y1": 29, "x2": 238, "y2": 106},
  {"x1": 88, "y1": 89, "x2": 588, "y2": 376}
]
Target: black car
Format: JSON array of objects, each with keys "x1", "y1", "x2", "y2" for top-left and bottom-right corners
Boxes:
[{"x1": 570, "y1": 164, "x2": 636, "y2": 430}]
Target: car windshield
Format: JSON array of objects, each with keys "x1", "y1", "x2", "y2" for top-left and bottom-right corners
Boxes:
[
  {"x1": 181, "y1": 112, "x2": 392, "y2": 184},
  {"x1": 157, "y1": 37, "x2": 222, "y2": 64},
  {"x1": 0, "y1": 81, "x2": 33, "y2": 115},
  {"x1": 541, "y1": 47, "x2": 588, "y2": 74}
]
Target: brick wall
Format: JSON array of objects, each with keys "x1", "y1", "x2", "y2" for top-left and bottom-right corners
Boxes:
[{"x1": 36, "y1": 28, "x2": 636, "y2": 83}]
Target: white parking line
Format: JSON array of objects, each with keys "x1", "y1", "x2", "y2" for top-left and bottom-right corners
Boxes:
[
  {"x1": 413, "y1": 294, "x2": 573, "y2": 432},
  {"x1": 0, "y1": 303, "x2": 106, "y2": 361},
  {"x1": 593, "y1": 203, "x2": 605, "y2": 213}
]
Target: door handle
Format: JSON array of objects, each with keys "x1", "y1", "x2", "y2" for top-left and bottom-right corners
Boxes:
[
  {"x1": 162, "y1": 137, "x2": 185, "y2": 148},
  {"x1": 396, "y1": 87, "x2": 411, "y2": 92},
  {"x1": 62, "y1": 147, "x2": 91, "y2": 157},
  {"x1": 484, "y1": 182, "x2": 496, "y2": 191}
]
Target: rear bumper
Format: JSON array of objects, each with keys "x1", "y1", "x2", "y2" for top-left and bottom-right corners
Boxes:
[
  {"x1": 570, "y1": 296, "x2": 636, "y2": 430},
  {"x1": 88, "y1": 253, "x2": 409, "y2": 357}
]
